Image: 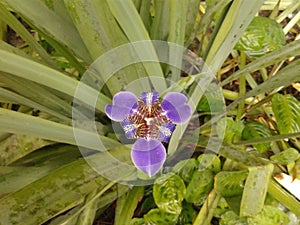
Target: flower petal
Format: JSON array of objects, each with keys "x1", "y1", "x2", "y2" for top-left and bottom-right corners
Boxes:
[
  {"x1": 131, "y1": 138, "x2": 166, "y2": 176},
  {"x1": 121, "y1": 119, "x2": 136, "y2": 139},
  {"x1": 105, "y1": 91, "x2": 138, "y2": 121},
  {"x1": 161, "y1": 92, "x2": 191, "y2": 124},
  {"x1": 158, "y1": 122, "x2": 176, "y2": 142},
  {"x1": 140, "y1": 92, "x2": 159, "y2": 106}
]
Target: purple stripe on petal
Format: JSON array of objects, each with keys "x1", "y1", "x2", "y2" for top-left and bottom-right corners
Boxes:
[
  {"x1": 131, "y1": 138, "x2": 166, "y2": 176},
  {"x1": 105, "y1": 91, "x2": 138, "y2": 121},
  {"x1": 140, "y1": 92, "x2": 159, "y2": 106},
  {"x1": 161, "y1": 92, "x2": 192, "y2": 124},
  {"x1": 158, "y1": 123, "x2": 176, "y2": 142},
  {"x1": 121, "y1": 119, "x2": 136, "y2": 139}
]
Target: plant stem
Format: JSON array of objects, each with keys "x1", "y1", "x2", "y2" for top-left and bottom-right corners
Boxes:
[
  {"x1": 236, "y1": 51, "x2": 247, "y2": 120},
  {"x1": 193, "y1": 189, "x2": 221, "y2": 225}
]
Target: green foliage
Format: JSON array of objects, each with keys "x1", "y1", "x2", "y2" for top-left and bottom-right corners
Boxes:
[
  {"x1": 215, "y1": 171, "x2": 248, "y2": 198},
  {"x1": 185, "y1": 169, "x2": 214, "y2": 205},
  {"x1": 235, "y1": 16, "x2": 286, "y2": 57},
  {"x1": 271, "y1": 148, "x2": 300, "y2": 165},
  {"x1": 1, "y1": 0, "x2": 300, "y2": 224},
  {"x1": 197, "y1": 153, "x2": 221, "y2": 173},
  {"x1": 242, "y1": 121, "x2": 273, "y2": 153},
  {"x1": 153, "y1": 173, "x2": 186, "y2": 215},
  {"x1": 172, "y1": 158, "x2": 199, "y2": 183},
  {"x1": 272, "y1": 93, "x2": 300, "y2": 134}
]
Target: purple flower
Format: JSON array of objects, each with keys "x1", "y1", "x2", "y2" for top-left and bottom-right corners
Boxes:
[{"x1": 105, "y1": 91, "x2": 191, "y2": 176}]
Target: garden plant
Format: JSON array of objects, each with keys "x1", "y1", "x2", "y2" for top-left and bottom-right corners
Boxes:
[{"x1": 0, "y1": 0, "x2": 300, "y2": 224}]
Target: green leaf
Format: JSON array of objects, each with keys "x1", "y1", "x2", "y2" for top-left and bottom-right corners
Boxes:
[
  {"x1": 172, "y1": 158, "x2": 199, "y2": 183},
  {"x1": 220, "y1": 210, "x2": 248, "y2": 225},
  {"x1": 0, "y1": 157, "x2": 106, "y2": 225},
  {"x1": 240, "y1": 164, "x2": 274, "y2": 216},
  {"x1": 0, "y1": 108, "x2": 120, "y2": 151},
  {"x1": 235, "y1": 16, "x2": 285, "y2": 57},
  {"x1": 271, "y1": 148, "x2": 300, "y2": 165},
  {"x1": 217, "y1": 117, "x2": 245, "y2": 144},
  {"x1": 107, "y1": 0, "x2": 167, "y2": 92},
  {"x1": 0, "y1": 134, "x2": 52, "y2": 165},
  {"x1": 242, "y1": 121, "x2": 273, "y2": 153},
  {"x1": 247, "y1": 205, "x2": 289, "y2": 225},
  {"x1": 222, "y1": 39, "x2": 300, "y2": 86},
  {"x1": 185, "y1": 169, "x2": 214, "y2": 205},
  {"x1": 4, "y1": 0, "x2": 92, "y2": 63},
  {"x1": 0, "y1": 3, "x2": 57, "y2": 68},
  {"x1": 0, "y1": 50, "x2": 110, "y2": 112},
  {"x1": 144, "y1": 208, "x2": 179, "y2": 225},
  {"x1": 115, "y1": 186, "x2": 144, "y2": 225},
  {"x1": 272, "y1": 94, "x2": 300, "y2": 134},
  {"x1": 153, "y1": 173, "x2": 186, "y2": 215},
  {"x1": 198, "y1": 83, "x2": 226, "y2": 112},
  {"x1": 129, "y1": 218, "x2": 146, "y2": 225},
  {"x1": 227, "y1": 59, "x2": 300, "y2": 111},
  {"x1": 215, "y1": 170, "x2": 248, "y2": 198},
  {"x1": 197, "y1": 153, "x2": 221, "y2": 173},
  {"x1": 64, "y1": 0, "x2": 149, "y2": 95},
  {"x1": 204, "y1": 0, "x2": 265, "y2": 73},
  {"x1": 177, "y1": 202, "x2": 197, "y2": 225}
]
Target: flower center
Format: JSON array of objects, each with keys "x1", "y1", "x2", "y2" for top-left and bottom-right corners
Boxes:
[{"x1": 121, "y1": 93, "x2": 175, "y2": 142}]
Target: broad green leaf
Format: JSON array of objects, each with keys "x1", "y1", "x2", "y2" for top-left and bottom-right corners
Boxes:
[
  {"x1": 221, "y1": 39, "x2": 300, "y2": 86},
  {"x1": 235, "y1": 16, "x2": 285, "y2": 57},
  {"x1": 197, "y1": 153, "x2": 221, "y2": 173},
  {"x1": 0, "y1": 50, "x2": 110, "y2": 112},
  {"x1": 271, "y1": 148, "x2": 300, "y2": 165},
  {"x1": 177, "y1": 202, "x2": 197, "y2": 225},
  {"x1": 153, "y1": 173, "x2": 186, "y2": 215},
  {"x1": 150, "y1": 0, "x2": 170, "y2": 40},
  {"x1": 129, "y1": 218, "x2": 146, "y2": 225},
  {"x1": 64, "y1": 0, "x2": 149, "y2": 95},
  {"x1": 197, "y1": 82, "x2": 226, "y2": 112},
  {"x1": 167, "y1": 0, "x2": 188, "y2": 81},
  {"x1": 0, "y1": 73, "x2": 73, "y2": 119},
  {"x1": 247, "y1": 205, "x2": 289, "y2": 225},
  {"x1": 0, "y1": 108, "x2": 120, "y2": 151},
  {"x1": 204, "y1": 0, "x2": 264, "y2": 73},
  {"x1": 242, "y1": 121, "x2": 273, "y2": 153},
  {"x1": 185, "y1": 169, "x2": 214, "y2": 205},
  {"x1": 172, "y1": 158, "x2": 199, "y2": 183},
  {"x1": 0, "y1": 134, "x2": 52, "y2": 165},
  {"x1": 49, "y1": 185, "x2": 129, "y2": 225},
  {"x1": 268, "y1": 179, "x2": 300, "y2": 217},
  {"x1": 240, "y1": 164, "x2": 274, "y2": 216},
  {"x1": 215, "y1": 170, "x2": 248, "y2": 198},
  {"x1": 0, "y1": 3, "x2": 57, "y2": 68},
  {"x1": 217, "y1": 117, "x2": 245, "y2": 144},
  {"x1": 220, "y1": 210, "x2": 248, "y2": 225},
  {"x1": 272, "y1": 94, "x2": 300, "y2": 134},
  {"x1": 0, "y1": 157, "x2": 106, "y2": 225},
  {"x1": 0, "y1": 87, "x2": 70, "y2": 122},
  {"x1": 115, "y1": 186, "x2": 144, "y2": 225},
  {"x1": 4, "y1": 0, "x2": 92, "y2": 63},
  {"x1": 107, "y1": 0, "x2": 167, "y2": 92},
  {"x1": 144, "y1": 208, "x2": 179, "y2": 225},
  {"x1": 219, "y1": 145, "x2": 268, "y2": 167}
]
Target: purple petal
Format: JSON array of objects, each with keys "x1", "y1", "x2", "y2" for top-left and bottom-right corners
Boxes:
[
  {"x1": 161, "y1": 92, "x2": 191, "y2": 124},
  {"x1": 131, "y1": 138, "x2": 166, "y2": 176},
  {"x1": 105, "y1": 91, "x2": 138, "y2": 121},
  {"x1": 140, "y1": 92, "x2": 159, "y2": 106},
  {"x1": 121, "y1": 119, "x2": 136, "y2": 139},
  {"x1": 158, "y1": 123, "x2": 176, "y2": 142}
]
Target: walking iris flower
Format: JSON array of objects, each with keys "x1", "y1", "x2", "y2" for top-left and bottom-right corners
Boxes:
[{"x1": 105, "y1": 91, "x2": 192, "y2": 177}]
